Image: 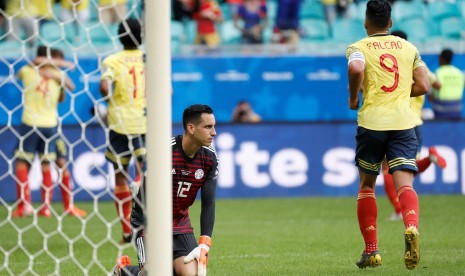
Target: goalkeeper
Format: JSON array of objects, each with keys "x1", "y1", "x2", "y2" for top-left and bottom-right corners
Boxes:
[{"x1": 113, "y1": 104, "x2": 219, "y2": 276}]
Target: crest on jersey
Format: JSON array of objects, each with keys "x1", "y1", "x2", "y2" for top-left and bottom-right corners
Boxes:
[{"x1": 195, "y1": 169, "x2": 204, "y2": 179}]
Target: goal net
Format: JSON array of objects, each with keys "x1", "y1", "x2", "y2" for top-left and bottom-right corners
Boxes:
[{"x1": 0, "y1": 0, "x2": 145, "y2": 274}]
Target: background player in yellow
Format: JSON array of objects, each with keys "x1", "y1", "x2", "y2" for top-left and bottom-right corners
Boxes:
[
  {"x1": 100, "y1": 18, "x2": 145, "y2": 243},
  {"x1": 382, "y1": 30, "x2": 447, "y2": 222},
  {"x1": 346, "y1": 0, "x2": 429, "y2": 270},
  {"x1": 13, "y1": 45, "x2": 74, "y2": 217}
]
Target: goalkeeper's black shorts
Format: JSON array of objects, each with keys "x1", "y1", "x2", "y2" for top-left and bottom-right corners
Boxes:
[{"x1": 173, "y1": 233, "x2": 197, "y2": 260}]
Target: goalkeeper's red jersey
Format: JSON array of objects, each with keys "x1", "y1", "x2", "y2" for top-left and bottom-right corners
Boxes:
[{"x1": 172, "y1": 135, "x2": 218, "y2": 234}]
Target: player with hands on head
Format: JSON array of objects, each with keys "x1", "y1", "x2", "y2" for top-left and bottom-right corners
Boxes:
[
  {"x1": 346, "y1": 0, "x2": 429, "y2": 270},
  {"x1": 113, "y1": 104, "x2": 218, "y2": 276}
]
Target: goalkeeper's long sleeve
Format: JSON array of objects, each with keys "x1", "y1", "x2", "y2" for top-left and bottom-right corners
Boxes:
[{"x1": 200, "y1": 177, "x2": 217, "y2": 237}]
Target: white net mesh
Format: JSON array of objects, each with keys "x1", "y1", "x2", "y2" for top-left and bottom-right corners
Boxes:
[{"x1": 0, "y1": 0, "x2": 144, "y2": 274}]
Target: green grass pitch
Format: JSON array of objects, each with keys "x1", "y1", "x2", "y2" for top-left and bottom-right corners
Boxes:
[{"x1": 1, "y1": 195, "x2": 464, "y2": 275}]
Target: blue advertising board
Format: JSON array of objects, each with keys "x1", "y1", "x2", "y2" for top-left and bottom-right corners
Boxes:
[
  {"x1": 0, "y1": 121, "x2": 463, "y2": 203},
  {"x1": 1, "y1": 54, "x2": 464, "y2": 125}
]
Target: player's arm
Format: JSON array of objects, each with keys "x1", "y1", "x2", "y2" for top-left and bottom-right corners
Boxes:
[
  {"x1": 346, "y1": 47, "x2": 365, "y2": 110},
  {"x1": 33, "y1": 56, "x2": 75, "y2": 70},
  {"x1": 200, "y1": 175, "x2": 217, "y2": 237},
  {"x1": 99, "y1": 62, "x2": 115, "y2": 101},
  {"x1": 411, "y1": 66, "x2": 429, "y2": 97},
  {"x1": 411, "y1": 52, "x2": 430, "y2": 97}
]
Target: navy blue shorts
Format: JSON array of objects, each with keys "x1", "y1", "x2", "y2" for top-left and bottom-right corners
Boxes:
[
  {"x1": 355, "y1": 127, "x2": 418, "y2": 175},
  {"x1": 173, "y1": 233, "x2": 197, "y2": 260},
  {"x1": 105, "y1": 130, "x2": 146, "y2": 167},
  {"x1": 15, "y1": 124, "x2": 57, "y2": 162},
  {"x1": 55, "y1": 138, "x2": 68, "y2": 160}
]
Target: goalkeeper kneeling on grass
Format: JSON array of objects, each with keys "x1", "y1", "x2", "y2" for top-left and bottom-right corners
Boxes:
[{"x1": 113, "y1": 104, "x2": 219, "y2": 276}]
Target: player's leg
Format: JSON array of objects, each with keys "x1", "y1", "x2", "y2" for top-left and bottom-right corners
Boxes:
[
  {"x1": 55, "y1": 138, "x2": 87, "y2": 217},
  {"x1": 173, "y1": 233, "x2": 198, "y2": 276},
  {"x1": 354, "y1": 127, "x2": 385, "y2": 268},
  {"x1": 413, "y1": 126, "x2": 432, "y2": 173},
  {"x1": 37, "y1": 127, "x2": 58, "y2": 217},
  {"x1": 13, "y1": 159, "x2": 32, "y2": 217},
  {"x1": 382, "y1": 159, "x2": 401, "y2": 220},
  {"x1": 13, "y1": 125, "x2": 38, "y2": 217},
  {"x1": 131, "y1": 134, "x2": 146, "y2": 196},
  {"x1": 105, "y1": 130, "x2": 133, "y2": 243},
  {"x1": 387, "y1": 128, "x2": 420, "y2": 270}
]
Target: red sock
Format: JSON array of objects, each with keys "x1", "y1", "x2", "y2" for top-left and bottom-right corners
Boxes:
[
  {"x1": 16, "y1": 167, "x2": 30, "y2": 209},
  {"x1": 416, "y1": 157, "x2": 431, "y2": 173},
  {"x1": 115, "y1": 186, "x2": 132, "y2": 235},
  {"x1": 383, "y1": 173, "x2": 401, "y2": 214},
  {"x1": 357, "y1": 190, "x2": 378, "y2": 253},
  {"x1": 42, "y1": 170, "x2": 54, "y2": 206},
  {"x1": 397, "y1": 186, "x2": 419, "y2": 228},
  {"x1": 60, "y1": 173, "x2": 71, "y2": 210}
]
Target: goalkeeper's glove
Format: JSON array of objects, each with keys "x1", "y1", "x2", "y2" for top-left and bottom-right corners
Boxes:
[{"x1": 183, "y1": 235, "x2": 212, "y2": 276}]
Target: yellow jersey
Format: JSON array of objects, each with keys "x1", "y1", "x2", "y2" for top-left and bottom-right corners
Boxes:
[
  {"x1": 6, "y1": 0, "x2": 39, "y2": 17},
  {"x1": 18, "y1": 66, "x2": 62, "y2": 128},
  {"x1": 410, "y1": 66, "x2": 437, "y2": 126},
  {"x1": 61, "y1": 0, "x2": 90, "y2": 10},
  {"x1": 101, "y1": 49, "x2": 146, "y2": 135},
  {"x1": 346, "y1": 34, "x2": 425, "y2": 131},
  {"x1": 99, "y1": 0, "x2": 127, "y2": 6},
  {"x1": 36, "y1": 0, "x2": 55, "y2": 19}
]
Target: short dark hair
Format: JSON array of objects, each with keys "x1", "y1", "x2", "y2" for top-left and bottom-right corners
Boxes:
[
  {"x1": 440, "y1": 48, "x2": 453, "y2": 64},
  {"x1": 118, "y1": 18, "x2": 142, "y2": 49},
  {"x1": 391, "y1": 30, "x2": 407, "y2": 40},
  {"x1": 51, "y1": 48, "x2": 64, "y2": 59},
  {"x1": 37, "y1": 45, "x2": 50, "y2": 57},
  {"x1": 182, "y1": 104, "x2": 214, "y2": 130},
  {"x1": 366, "y1": 0, "x2": 391, "y2": 29}
]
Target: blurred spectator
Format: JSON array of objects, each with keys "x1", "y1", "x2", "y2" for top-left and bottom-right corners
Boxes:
[
  {"x1": 233, "y1": 0, "x2": 267, "y2": 44},
  {"x1": 60, "y1": 0, "x2": 91, "y2": 24},
  {"x1": 192, "y1": 0, "x2": 223, "y2": 48},
  {"x1": 172, "y1": 0, "x2": 200, "y2": 22},
  {"x1": 429, "y1": 49, "x2": 465, "y2": 120},
  {"x1": 4, "y1": 0, "x2": 42, "y2": 46},
  {"x1": 271, "y1": 0, "x2": 302, "y2": 45},
  {"x1": 321, "y1": 0, "x2": 351, "y2": 24},
  {"x1": 99, "y1": 0, "x2": 128, "y2": 24},
  {"x1": 232, "y1": 100, "x2": 261, "y2": 123},
  {"x1": 224, "y1": 0, "x2": 243, "y2": 17}
]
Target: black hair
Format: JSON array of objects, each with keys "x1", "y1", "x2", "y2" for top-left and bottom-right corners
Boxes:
[
  {"x1": 440, "y1": 48, "x2": 453, "y2": 64},
  {"x1": 391, "y1": 30, "x2": 407, "y2": 40},
  {"x1": 118, "y1": 18, "x2": 142, "y2": 49},
  {"x1": 51, "y1": 48, "x2": 64, "y2": 59},
  {"x1": 182, "y1": 104, "x2": 214, "y2": 130},
  {"x1": 366, "y1": 0, "x2": 391, "y2": 29},
  {"x1": 36, "y1": 45, "x2": 50, "y2": 57}
]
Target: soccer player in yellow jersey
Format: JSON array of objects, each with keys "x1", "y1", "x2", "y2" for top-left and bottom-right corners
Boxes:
[
  {"x1": 13, "y1": 45, "x2": 74, "y2": 218},
  {"x1": 346, "y1": 0, "x2": 430, "y2": 270},
  {"x1": 100, "y1": 18, "x2": 145, "y2": 243}
]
